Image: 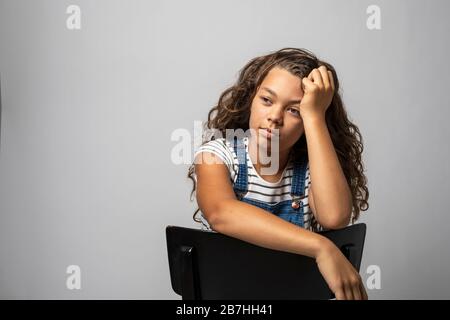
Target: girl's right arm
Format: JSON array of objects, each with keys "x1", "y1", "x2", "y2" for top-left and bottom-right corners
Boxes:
[{"x1": 194, "y1": 152, "x2": 367, "y2": 300}]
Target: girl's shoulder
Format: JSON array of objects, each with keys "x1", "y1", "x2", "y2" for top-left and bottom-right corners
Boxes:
[
  {"x1": 194, "y1": 138, "x2": 236, "y2": 160},
  {"x1": 193, "y1": 138, "x2": 239, "y2": 181}
]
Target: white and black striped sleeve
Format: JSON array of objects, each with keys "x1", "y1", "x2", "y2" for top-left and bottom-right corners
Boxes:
[{"x1": 193, "y1": 139, "x2": 236, "y2": 180}]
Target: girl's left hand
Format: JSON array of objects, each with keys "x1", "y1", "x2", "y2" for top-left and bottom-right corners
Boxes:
[{"x1": 299, "y1": 66, "x2": 335, "y2": 120}]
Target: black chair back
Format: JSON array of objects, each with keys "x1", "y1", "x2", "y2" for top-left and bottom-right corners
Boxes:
[{"x1": 166, "y1": 223, "x2": 366, "y2": 300}]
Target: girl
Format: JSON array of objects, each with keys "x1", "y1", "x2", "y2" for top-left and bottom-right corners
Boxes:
[{"x1": 187, "y1": 48, "x2": 369, "y2": 300}]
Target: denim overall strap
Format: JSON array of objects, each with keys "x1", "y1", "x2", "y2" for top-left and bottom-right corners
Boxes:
[
  {"x1": 290, "y1": 154, "x2": 308, "y2": 209},
  {"x1": 231, "y1": 137, "x2": 248, "y2": 199}
]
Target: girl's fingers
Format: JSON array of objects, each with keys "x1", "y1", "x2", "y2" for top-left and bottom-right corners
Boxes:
[
  {"x1": 344, "y1": 285, "x2": 354, "y2": 300},
  {"x1": 327, "y1": 70, "x2": 335, "y2": 92},
  {"x1": 335, "y1": 289, "x2": 345, "y2": 300},
  {"x1": 317, "y1": 66, "x2": 330, "y2": 88},
  {"x1": 353, "y1": 284, "x2": 362, "y2": 300},
  {"x1": 311, "y1": 68, "x2": 324, "y2": 87},
  {"x1": 302, "y1": 77, "x2": 315, "y2": 92},
  {"x1": 360, "y1": 282, "x2": 369, "y2": 300}
]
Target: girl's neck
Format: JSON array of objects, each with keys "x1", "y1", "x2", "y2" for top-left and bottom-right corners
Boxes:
[{"x1": 247, "y1": 136, "x2": 291, "y2": 180}]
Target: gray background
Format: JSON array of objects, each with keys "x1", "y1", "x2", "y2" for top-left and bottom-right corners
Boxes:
[{"x1": 0, "y1": 0, "x2": 449, "y2": 299}]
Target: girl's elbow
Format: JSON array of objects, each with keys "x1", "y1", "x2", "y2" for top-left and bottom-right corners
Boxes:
[
  {"x1": 205, "y1": 200, "x2": 234, "y2": 231},
  {"x1": 318, "y1": 211, "x2": 351, "y2": 230},
  {"x1": 207, "y1": 212, "x2": 223, "y2": 231}
]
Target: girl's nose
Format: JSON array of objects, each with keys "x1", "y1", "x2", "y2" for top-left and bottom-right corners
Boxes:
[{"x1": 268, "y1": 106, "x2": 283, "y2": 125}]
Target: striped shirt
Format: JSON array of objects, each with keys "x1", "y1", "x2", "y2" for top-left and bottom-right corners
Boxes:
[{"x1": 192, "y1": 136, "x2": 322, "y2": 232}]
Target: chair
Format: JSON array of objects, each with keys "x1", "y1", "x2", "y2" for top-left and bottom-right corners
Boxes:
[{"x1": 166, "y1": 223, "x2": 366, "y2": 300}]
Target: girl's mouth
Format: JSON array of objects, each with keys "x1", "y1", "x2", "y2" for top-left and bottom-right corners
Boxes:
[{"x1": 260, "y1": 128, "x2": 278, "y2": 139}]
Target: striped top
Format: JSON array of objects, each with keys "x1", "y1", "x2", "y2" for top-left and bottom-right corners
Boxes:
[{"x1": 192, "y1": 136, "x2": 322, "y2": 232}]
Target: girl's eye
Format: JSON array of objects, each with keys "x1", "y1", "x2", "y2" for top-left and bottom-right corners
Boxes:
[
  {"x1": 288, "y1": 107, "x2": 300, "y2": 116},
  {"x1": 260, "y1": 97, "x2": 272, "y2": 105}
]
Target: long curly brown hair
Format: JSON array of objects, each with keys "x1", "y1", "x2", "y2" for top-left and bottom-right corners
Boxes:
[{"x1": 187, "y1": 47, "x2": 369, "y2": 228}]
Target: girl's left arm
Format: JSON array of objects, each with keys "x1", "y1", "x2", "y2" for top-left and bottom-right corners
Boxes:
[
  {"x1": 303, "y1": 115, "x2": 352, "y2": 229},
  {"x1": 299, "y1": 66, "x2": 352, "y2": 229}
]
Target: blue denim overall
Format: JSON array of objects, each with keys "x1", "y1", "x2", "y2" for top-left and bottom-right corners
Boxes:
[{"x1": 231, "y1": 137, "x2": 308, "y2": 228}]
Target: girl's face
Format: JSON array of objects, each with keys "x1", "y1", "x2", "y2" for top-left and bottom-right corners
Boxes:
[{"x1": 249, "y1": 66, "x2": 305, "y2": 154}]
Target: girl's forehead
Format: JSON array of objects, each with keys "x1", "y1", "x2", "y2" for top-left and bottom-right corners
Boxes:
[
  {"x1": 262, "y1": 67, "x2": 302, "y2": 86},
  {"x1": 259, "y1": 68, "x2": 303, "y2": 96}
]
